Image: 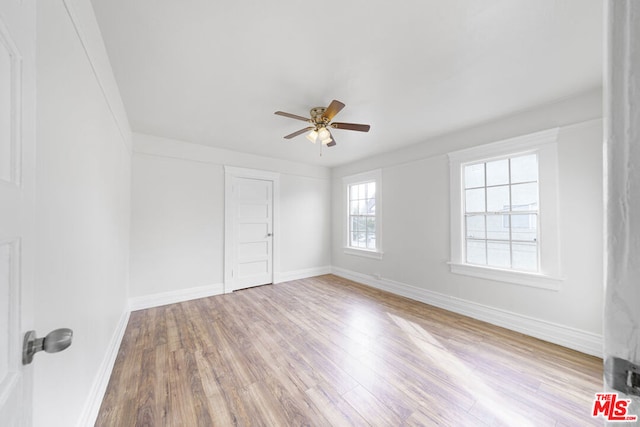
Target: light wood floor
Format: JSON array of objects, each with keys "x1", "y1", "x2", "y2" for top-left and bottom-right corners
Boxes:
[{"x1": 96, "y1": 275, "x2": 603, "y2": 426}]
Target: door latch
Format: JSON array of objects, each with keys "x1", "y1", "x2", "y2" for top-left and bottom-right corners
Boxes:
[
  {"x1": 22, "y1": 328, "x2": 73, "y2": 365},
  {"x1": 606, "y1": 357, "x2": 640, "y2": 396}
]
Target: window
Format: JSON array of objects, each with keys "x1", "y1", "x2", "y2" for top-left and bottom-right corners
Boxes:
[
  {"x1": 343, "y1": 169, "x2": 382, "y2": 258},
  {"x1": 349, "y1": 181, "x2": 377, "y2": 250},
  {"x1": 464, "y1": 154, "x2": 539, "y2": 272},
  {"x1": 448, "y1": 128, "x2": 563, "y2": 290}
]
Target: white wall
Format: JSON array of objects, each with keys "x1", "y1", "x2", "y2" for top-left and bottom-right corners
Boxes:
[
  {"x1": 130, "y1": 133, "x2": 331, "y2": 301},
  {"x1": 35, "y1": 1, "x2": 131, "y2": 426},
  {"x1": 331, "y1": 89, "x2": 604, "y2": 355},
  {"x1": 279, "y1": 175, "x2": 331, "y2": 275},
  {"x1": 130, "y1": 152, "x2": 222, "y2": 296}
]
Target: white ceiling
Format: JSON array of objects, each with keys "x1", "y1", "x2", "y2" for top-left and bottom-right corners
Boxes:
[{"x1": 90, "y1": 0, "x2": 602, "y2": 167}]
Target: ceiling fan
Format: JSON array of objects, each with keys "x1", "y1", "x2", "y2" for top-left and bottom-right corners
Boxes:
[{"x1": 274, "y1": 100, "x2": 370, "y2": 147}]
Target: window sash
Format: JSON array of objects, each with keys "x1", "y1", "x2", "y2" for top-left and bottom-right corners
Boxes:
[{"x1": 462, "y1": 154, "x2": 539, "y2": 272}]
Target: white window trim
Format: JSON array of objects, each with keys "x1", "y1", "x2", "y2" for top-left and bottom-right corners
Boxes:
[
  {"x1": 343, "y1": 169, "x2": 383, "y2": 259},
  {"x1": 447, "y1": 128, "x2": 564, "y2": 290}
]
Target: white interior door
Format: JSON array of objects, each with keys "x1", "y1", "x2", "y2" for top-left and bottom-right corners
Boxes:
[
  {"x1": 226, "y1": 176, "x2": 274, "y2": 292},
  {"x1": 604, "y1": 1, "x2": 640, "y2": 421},
  {"x1": 0, "y1": 0, "x2": 36, "y2": 425}
]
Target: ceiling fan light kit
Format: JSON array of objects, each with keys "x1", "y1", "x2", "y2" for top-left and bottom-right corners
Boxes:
[
  {"x1": 275, "y1": 100, "x2": 371, "y2": 150},
  {"x1": 306, "y1": 129, "x2": 318, "y2": 143}
]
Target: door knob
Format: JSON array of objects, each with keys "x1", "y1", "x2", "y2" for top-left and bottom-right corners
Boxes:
[
  {"x1": 267, "y1": 233, "x2": 273, "y2": 237},
  {"x1": 22, "y1": 328, "x2": 73, "y2": 365}
]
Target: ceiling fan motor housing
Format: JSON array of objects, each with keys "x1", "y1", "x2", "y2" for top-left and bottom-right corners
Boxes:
[{"x1": 310, "y1": 107, "x2": 328, "y2": 124}]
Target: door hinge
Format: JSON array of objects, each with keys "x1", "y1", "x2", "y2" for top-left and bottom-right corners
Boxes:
[{"x1": 606, "y1": 357, "x2": 640, "y2": 396}]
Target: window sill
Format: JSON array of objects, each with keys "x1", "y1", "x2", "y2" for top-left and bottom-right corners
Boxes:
[
  {"x1": 344, "y1": 247, "x2": 384, "y2": 259},
  {"x1": 448, "y1": 262, "x2": 563, "y2": 291}
]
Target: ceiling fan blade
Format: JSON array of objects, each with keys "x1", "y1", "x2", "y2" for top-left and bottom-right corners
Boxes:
[
  {"x1": 275, "y1": 111, "x2": 311, "y2": 122},
  {"x1": 284, "y1": 127, "x2": 314, "y2": 139},
  {"x1": 327, "y1": 135, "x2": 337, "y2": 147},
  {"x1": 331, "y1": 122, "x2": 371, "y2": 132},
  {"x1": 322, "y1": 100, "x2": 345, "y2": 121}
]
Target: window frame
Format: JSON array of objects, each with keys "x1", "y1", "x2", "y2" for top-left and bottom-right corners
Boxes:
[
  {"x1": 448, "y1": 128, "x2": 563, "y2": 290},
  {"x1": 343, "y1": 169, "x2": 383, "y2": 259}
]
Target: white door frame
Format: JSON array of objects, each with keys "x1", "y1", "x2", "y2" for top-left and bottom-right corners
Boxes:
[{"x1": 224, "y1": 166, "x2": 280, "y2": 293}]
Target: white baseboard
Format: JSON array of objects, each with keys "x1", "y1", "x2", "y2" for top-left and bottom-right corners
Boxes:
[
  {"x1": 129, "y1": 283, "x2": 225, "y2": 311},
  {"x1": 332, "y1": 267, "x2": 602, "y2": 358},
  {"x1": 274, "y1": 266, "x2": 333, "y2": 284},
  {"x1": 77, "y1": 309, "x2": 130, "y2": 427}
]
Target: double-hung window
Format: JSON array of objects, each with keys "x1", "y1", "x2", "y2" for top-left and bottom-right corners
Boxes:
[
  {"x1": 448, "y1": 129, "x2": 563, "y2": 290},
  {"x1": 343, "y1": 169, "x2": 382, "y2": 259},
  {"x1": 464, "y1": 154, "x2": 539, "y2": 271}
]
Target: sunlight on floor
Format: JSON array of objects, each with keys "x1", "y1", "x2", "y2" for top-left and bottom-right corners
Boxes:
[
  {"x1": 388, "y1": 313, "x2": 536, "y2": 427},
  {"x1": 344, "y1": 308, "x2": 379, "y2": 358}
]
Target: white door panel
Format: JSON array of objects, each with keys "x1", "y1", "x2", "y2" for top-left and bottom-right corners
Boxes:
[
  {"x1": 238, "y1": 260, "x2": 269, "y2": 277},
  {"x1": 237, "y1": 241, "x2": 268, "y2": 259},
  {"x1": 0, "y1": 35, "x2": 13, "y2": 182},
  {"x1": 0, "y1": 0, "x2": 36, "y2": 425},
  {"x1": 237, "y1": 181, "x2": 268, "y2": 200},
  {"x1": 237, "y1": 203, "x2": 268, "y2": 219},
  {"x1": 238, "y1": 222, "x2": 268, "y2": 241}
]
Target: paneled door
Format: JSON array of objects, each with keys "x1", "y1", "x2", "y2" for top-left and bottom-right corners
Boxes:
[
  {"x1": 225, "y1": 171, "x2": 277, "y2": 292},
  {"x1": 0, "y1": 0, "x2": 36, "y2": 425}
]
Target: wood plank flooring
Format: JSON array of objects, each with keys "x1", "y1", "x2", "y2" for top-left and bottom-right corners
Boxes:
[{"x1": 96, "y1": 275, "x2": 603, "y2": 426}]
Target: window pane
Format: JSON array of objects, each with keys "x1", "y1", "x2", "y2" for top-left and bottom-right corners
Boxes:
[
  {"x1": 511, "y1": 214, "x2": 537, "y2": 241},
  {"x1": 350, "y1": 184, "x2": 359, "y2": 201},
  {"x1": 486, "y1": 159, "x2": 509, "y2": 186},
  {"x1": 358, "y1": 200, "x2": 368, "y2": 215},
  {"x1": 466, "y1": 215, "x2": 485, "y2": 239},
  {"x1": 487, "y1": 241, "x2": 510, "y2": 268},
  {"x1": 350, "y1": 216, "x2": 358, "y2": 233},
  {"x1": 366, "y1": 198, "x2": 376, "y2": 215},
  {"x1": 464, "y1": 163, "x2": 484, "y2": 188},
  {"x1": 367, "y1": 182, "x2": 376, "y2": 199},
  {"x1": 366, "y1": 233, "x2": 376, "y2": 250},
  {"x1": 487, "y1": 214, "x2": 509, "y2": 240},
  {"x1": 350, "y1": 201, "x2": 359, "y2": 215},
  {"x1": 486, "y1": 185, "x2": 510, "y2": 212},
  {"x1": 466, "y1": 240, "x2": 486, "y2": 265},
  {"x1": 512, "y1": 242, "x2": 537, "y2": 271},
  {"x1": 465, "y1": 188, "x2": 485, "y2": 213},
  {"x1": 366, "y1": 217, "x2": 376, "y2": 235},
  {"x1": 350, "y1": 232, "x2": 359, "y2": 247},
  {"x1": 511, "y1": 183, "x2": 538, "y2": 210},
  {"x1": 511, "y1": 154, "x2": 538, "y2": 183}
]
